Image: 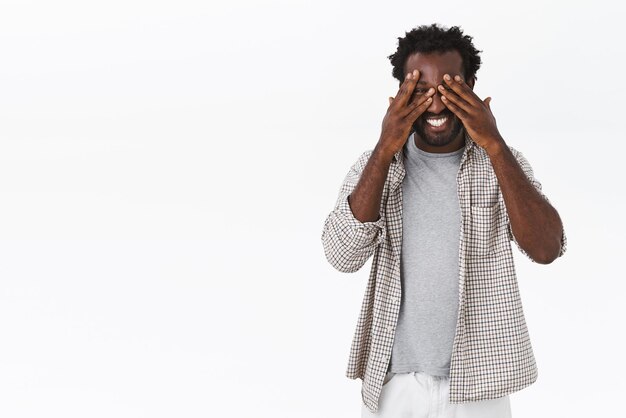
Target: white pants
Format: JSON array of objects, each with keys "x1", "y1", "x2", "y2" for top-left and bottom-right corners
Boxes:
[{"x1": 361, "y1": 371, "x2": 512, "y2": 418}]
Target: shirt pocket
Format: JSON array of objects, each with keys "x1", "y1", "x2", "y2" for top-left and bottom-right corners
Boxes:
[{"x1": 469, "y1": 204, "x2": 509, "y2": 255}]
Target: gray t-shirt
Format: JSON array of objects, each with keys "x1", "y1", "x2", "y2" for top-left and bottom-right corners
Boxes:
[{"x1": 388, "y1": 132, "x2": 464, "y2": 377}]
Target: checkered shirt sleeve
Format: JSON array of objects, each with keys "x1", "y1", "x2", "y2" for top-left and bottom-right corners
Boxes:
[{"x1": 321, "y1": 150, "x2": 385, "y2": 273}]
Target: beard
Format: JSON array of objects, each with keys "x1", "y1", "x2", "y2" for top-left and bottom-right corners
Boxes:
[{"x1": 411, "y1": 111, "x2": 464, "y2": 148}]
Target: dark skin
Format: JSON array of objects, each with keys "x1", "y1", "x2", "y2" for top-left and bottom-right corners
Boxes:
[
  {"x1": 348, "y1": 50, "x2": 564, "y2": 264},
  {"x1": 399, "y1": 51, "x2": 471, "y2": 153}
]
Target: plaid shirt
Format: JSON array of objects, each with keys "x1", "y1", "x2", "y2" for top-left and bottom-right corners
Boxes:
[{"x1": 321, "y1": 132, "x2": 567, "y2": 413}]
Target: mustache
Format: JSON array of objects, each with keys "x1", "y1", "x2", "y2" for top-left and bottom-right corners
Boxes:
[{"x1": 420, "y1": 111, "x2": 455, "y2": 120}]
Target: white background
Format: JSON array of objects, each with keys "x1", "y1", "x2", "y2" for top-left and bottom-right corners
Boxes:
[{"x1": 0, "y1": 0, "x2": 624, "y2": 417}]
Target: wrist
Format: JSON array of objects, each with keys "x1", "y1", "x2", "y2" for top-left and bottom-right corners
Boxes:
[
  {"x1": 373, "y1": 141, "x2": 397, "y2": 163},
  {"x1": 483, "y1": 135, "x2": 507, "y2": 157}
]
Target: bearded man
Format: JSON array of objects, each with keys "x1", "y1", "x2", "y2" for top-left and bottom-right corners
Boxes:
[{"x1": 321, "y1": 23, "x2": 567, "y2": 418}]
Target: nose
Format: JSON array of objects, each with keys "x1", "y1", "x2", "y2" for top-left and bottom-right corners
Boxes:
[{"x1": 427, "y1": 90, "x2": 446, "y2": 114}]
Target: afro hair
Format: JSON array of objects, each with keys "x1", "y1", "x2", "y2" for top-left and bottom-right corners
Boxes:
[{"x1": 388, "y1": 23, "x2": 482, "y2": 84}]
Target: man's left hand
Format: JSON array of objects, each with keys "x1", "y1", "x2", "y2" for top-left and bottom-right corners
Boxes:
[{"x1": 438, "y1": 74, "x2": 504, "y2": 153}]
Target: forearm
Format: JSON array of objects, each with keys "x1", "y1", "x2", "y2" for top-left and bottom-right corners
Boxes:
[
  {"x1": 485, "y1": 138, "x2": 564, "y2": 264},
  {"x1": 321, "y1": 147, "x2": 391, "y2": 273},
  {"x1": 348, "y1": 142, "x2": 394, "y2": 223}
]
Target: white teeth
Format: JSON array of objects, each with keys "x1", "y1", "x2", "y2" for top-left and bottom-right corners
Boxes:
[{"x1": 426, "y1": 117, "x2": 447, "y2": 127}]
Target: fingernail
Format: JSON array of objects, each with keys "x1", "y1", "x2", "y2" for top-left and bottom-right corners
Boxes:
[
  {"x1": 444, "y1": 74, "x2": 451, "y2": 81},
  {"x1": 428, "y1": 88, "x2": 435, "y2": 94},
  {"x1": 454, "y1": 75, "x2": 461, "y2": 82},
  {"x1": 413, "y1": 69, "x2": 418, "y2": 76}
]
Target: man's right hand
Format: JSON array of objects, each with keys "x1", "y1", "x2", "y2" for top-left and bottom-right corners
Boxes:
[
  {"x1": 342, "y1": 69, "x2": 435, "y2": 226},
  {"x1": 378, "y1": 69, "x2": 435, "y2": 156}
]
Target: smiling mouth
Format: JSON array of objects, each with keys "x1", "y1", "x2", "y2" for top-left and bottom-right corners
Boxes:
[
  {"x1": 425, "y1": 116, "x2": 448, "y2": 127},
  {"x1": 423, "y1": 115, "x2": 451, "y2": 131}
]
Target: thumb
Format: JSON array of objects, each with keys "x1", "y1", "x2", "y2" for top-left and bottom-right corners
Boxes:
[
  {"x1": 389, "y1": 96, "x2": 394, "y2": 106},
  {"x1": 484, "y1": 96, "x2": 492, "y2": 109}
]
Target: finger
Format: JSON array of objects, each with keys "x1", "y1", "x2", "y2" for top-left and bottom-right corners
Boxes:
[
  {"x1": 439, "y1": 80, "x2": 472, "y2": 113},
  {"x1": 440, "y1": 94, "x2": 468, "y2": 120},
  {"x1": 445, "y1": 74, "x2": 482, "y2": 105},
  {"x1": 393, "y1": 69, "x2": 420, "y2": 108},
  {"x1": 405, "y1": 94, "x2": 434, "y2": 121},
  {"x1": 484, "y1": 97, "x2": 496, "y2": 124},
  {"x1": 401, "y1": 87, "x2": 435, "y2": 117}
]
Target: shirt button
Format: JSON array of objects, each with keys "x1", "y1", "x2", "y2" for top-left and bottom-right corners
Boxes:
[
  {"x1": 391, "y1": 297, "x2": 399, "y2": 303},
  {"x1": 386, "y1": 325, "x2": 394, "y2": 333}
]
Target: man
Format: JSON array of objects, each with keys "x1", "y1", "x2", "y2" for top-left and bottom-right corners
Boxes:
[{"x1": 321, "y1": 24, "x2": 567, "y2": 417}]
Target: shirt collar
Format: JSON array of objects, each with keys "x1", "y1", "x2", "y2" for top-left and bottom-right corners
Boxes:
[{"x1": 392, "y1": 130, "x2": 476, "y2": 163}]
